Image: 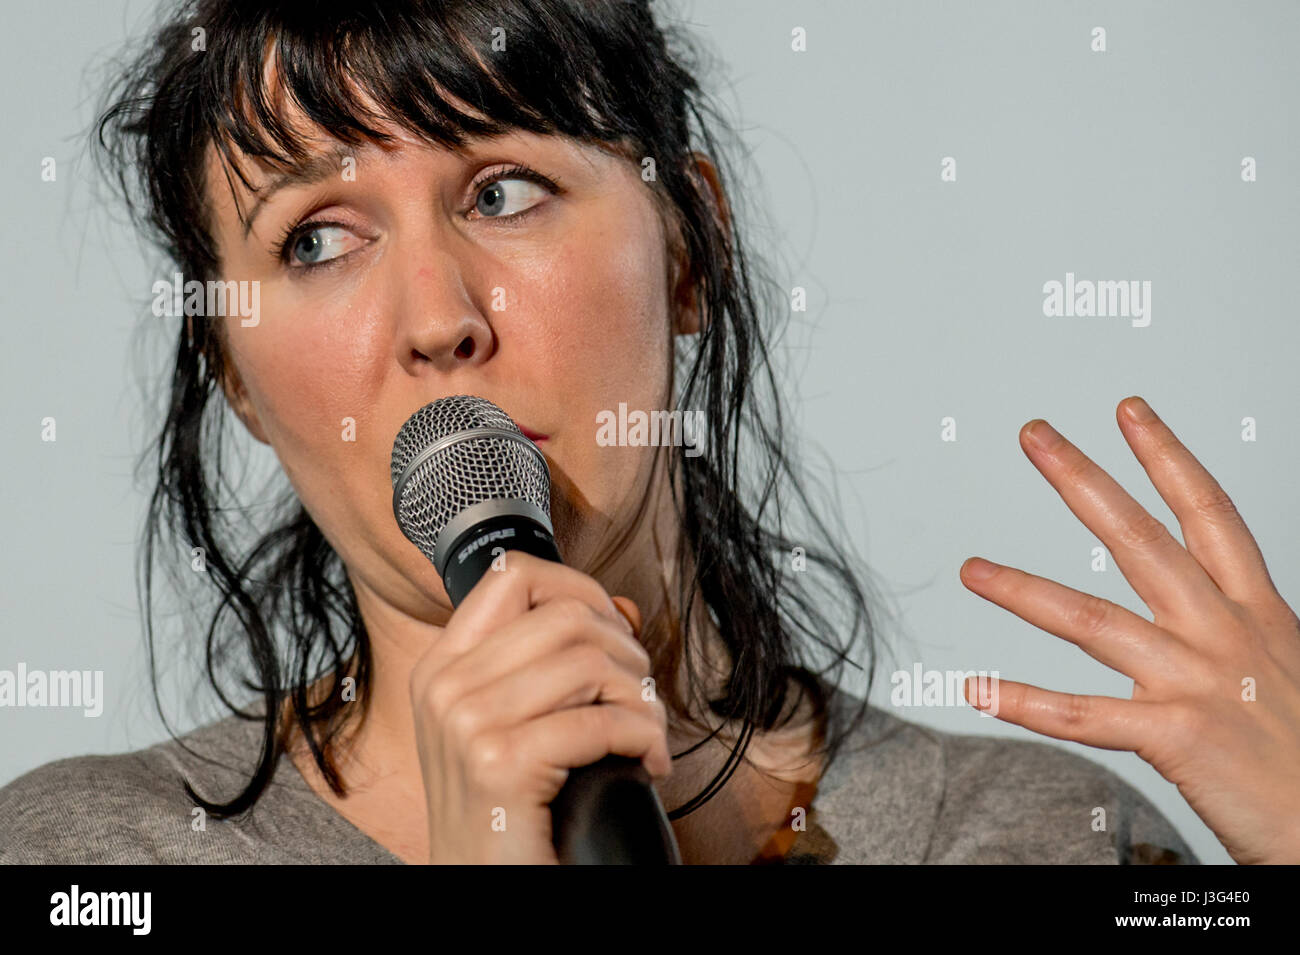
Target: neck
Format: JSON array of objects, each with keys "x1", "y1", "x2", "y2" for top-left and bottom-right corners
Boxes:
[{"x1": 281, "y1": 449, "x2": 825, "y2": 863}]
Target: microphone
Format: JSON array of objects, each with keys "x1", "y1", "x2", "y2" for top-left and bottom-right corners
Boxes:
[{"x1": 390, "y1": 394, "x2": 682, "y2": 865}]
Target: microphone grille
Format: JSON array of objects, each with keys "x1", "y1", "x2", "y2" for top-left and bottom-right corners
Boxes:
[{"x1": 390, "y1": 395, "x2": 551, "y2": 563}]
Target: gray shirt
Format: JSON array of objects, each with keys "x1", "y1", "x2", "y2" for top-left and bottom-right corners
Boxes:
[{"x1": 0, "y1": 690, "x2": 1199, "y2": 864}]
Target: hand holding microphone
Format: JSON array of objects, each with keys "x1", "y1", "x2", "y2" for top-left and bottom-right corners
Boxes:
[{"x1": 391, "y1": 395, "x2": 682, "y2": 864}]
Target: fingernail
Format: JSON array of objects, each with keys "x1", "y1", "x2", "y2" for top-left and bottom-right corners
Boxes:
[
  {"x1": 1027, "y1": 419, "x2": 1063, "y2": 451},
  {"x1": 1125, "y1": 396, "x2": 1155, "y2": 423},
  {"x1": 962, "y1": 557, "x2": 998, "y2": 581}
]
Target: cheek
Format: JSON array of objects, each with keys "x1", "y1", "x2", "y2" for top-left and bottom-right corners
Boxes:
[
  {"x1": 507, "y1": 209, "x2": 675, "y2": 550},
  {"x1": 221, "y1": 299, "x2": 390, "y2": 485},
  {"x1": 518, "y1": 214, "x2": 671, "y2": 411}
]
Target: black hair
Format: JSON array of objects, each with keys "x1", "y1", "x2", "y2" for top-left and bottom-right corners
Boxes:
[{"x1": 93, "y1": 0, "x2": 892, "y2": 825}]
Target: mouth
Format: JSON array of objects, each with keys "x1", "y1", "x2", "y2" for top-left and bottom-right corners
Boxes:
[{"x1": 518, "y1": 424, "x2": 549, "y2": 443}]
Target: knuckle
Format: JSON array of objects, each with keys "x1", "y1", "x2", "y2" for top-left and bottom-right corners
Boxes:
[
  {"x1": 614, "y1": 638, "x2": 651, "y2": 676},
  {"x1": 411, "y1": 645, "x2": 452, "y2": 688},
  {"x1": 419, "y1": 674, "x2": 459, "y2": 723},
  {"x1": 1165, "y1": 703, "x2": 1207, "y2": 748},
  {"x1": 464, "y1": 731, "x2": 513, "y2": 783},
  {"x1": 1220, "y1": 604, "x2": 1259, "y2": 650},
  {"x1": 627, "y1": 635, "x2": 652, "y2": 670},
  {"x1": 1116, "y1": 511, "x2": 1170, "y2": 549},
  {"x1": 1061, "y1": 693, "x2": 1091, "y2": 728},
  {"x1": 1237, "y1": 571, "x2": 1292, "y2": 625},
  {"x1": 551, "y1": 595, "x2": 596, "y2": 629},
  {"x1": 1066, "y1": 594, "x2": 1114, "y2": 637},
  {"x1": 1189, "y1": 486, "x2": 1240, "y2": 522},
  {"x1": 443, "y1": 697, "x2": 485, "y2": 744},
  {"x1": 1059, "y1": 453, "x2": 1096, "y2": 484},
  {"x1": 1259, "y1": 594, "x2": 1300, "y2": 637}
]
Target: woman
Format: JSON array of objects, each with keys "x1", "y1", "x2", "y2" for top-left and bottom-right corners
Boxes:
[{"x1": 3, "y1": 0, "x2": 1296, "y2": 865}]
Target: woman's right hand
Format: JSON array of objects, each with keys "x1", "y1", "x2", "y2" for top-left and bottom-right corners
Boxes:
[{"x1": 410, "y1": 551, "x2": 673, "y2": 864}]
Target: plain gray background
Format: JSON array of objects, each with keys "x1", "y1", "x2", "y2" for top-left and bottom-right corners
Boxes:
[{"x1": 4, "y1": 0, "x2": 1299, "y2": 866}]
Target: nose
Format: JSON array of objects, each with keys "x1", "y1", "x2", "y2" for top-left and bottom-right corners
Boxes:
[{"x1": 395, "y1": 247, "x2": 495, "y2": 374}]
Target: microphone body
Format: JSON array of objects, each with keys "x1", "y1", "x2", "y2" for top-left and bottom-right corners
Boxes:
[{"x1": 392, "y1": 396, "x2": 682, "y2": 865}]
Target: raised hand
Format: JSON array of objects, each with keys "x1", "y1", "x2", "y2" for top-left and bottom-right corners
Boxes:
[{"x1": 959, "y1": 396, "x2": 1300, "y2": 864}]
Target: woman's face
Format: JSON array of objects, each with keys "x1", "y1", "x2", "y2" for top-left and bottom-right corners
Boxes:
[{"x1": 203, "y1": 97, "x2": 702, "y2": 623}]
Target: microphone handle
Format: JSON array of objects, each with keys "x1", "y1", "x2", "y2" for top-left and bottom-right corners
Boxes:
[
  {"x1": 440, "y1": 514, "x2": 682, "y2": 865},
  {"x1": 548, "y1": 754, "x2": 682, "y2": 865}
]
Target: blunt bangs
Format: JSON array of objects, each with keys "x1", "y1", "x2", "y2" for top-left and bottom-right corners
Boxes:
[{"x1": 106, "y1": 0, "x2": 695, "y2": 280}]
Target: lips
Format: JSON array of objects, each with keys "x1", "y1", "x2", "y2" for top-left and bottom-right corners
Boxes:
[{"x1": 518, "y1": 424, "x2": 548, "y2": 442}]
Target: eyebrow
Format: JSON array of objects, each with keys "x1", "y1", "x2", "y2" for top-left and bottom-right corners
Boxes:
[{"x1": 240, "y1": 143, "x2": 361, "y2": 240}]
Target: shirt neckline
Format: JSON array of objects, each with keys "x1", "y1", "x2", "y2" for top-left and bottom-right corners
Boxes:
[{"x1": 209, "y1": 682, "x2": 868, "y2": 866}]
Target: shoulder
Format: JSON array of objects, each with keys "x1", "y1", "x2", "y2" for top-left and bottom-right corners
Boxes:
[
  {"x1": 921, "y1": 719, "x2": 1198, "y2": 864},
  {"x1": 806, "y1": 690, "x2": 1199, "y2": 864},
  {"x1": 0, "y1": 714, "x2": 301, "y2": 864}
]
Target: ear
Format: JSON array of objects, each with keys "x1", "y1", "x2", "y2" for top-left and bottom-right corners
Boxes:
[
  {"x1": 215, "y1": 342, "x2": 271, "y2": 446},
  {"x1": 670, "y1": 152, "x2": 732, "y2": 337}
]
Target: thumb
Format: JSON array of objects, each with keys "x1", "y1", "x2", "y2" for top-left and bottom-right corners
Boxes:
[{"x1": 610, "y1": 596, "x2": 642, "y2": 640}]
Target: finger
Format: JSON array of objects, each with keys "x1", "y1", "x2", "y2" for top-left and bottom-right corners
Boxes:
[
  {"x1": 432, "y1": 598, "x2": 649, "y2": 706},
  {"x1": 445, "y1": 640, "x2": 664, "y2": 742},
  {"x1": 611, "y1": 596, "x2": 642, "y2": 640},
  {"x1": 504, "y1": 703, "x2": 674, "y2": 779},
  {"x1": 448, "y1": 552, "x2": 626, "y2": 651},
  {"x1": 1018, "y1": 417, "x2": 1221, "y2": 627},
  {"x1": 959, "y1": 557, "x2": 1189, "y2": 686},
  {"x1": 964, "y1": 676, "x2": 1167, "y2": 753},
  {"x1": 1116, "y1": 396, "x2": 1279, "y2": 608}
]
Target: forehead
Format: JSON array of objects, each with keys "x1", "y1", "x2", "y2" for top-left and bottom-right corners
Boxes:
[
  {"x1": 203, "y1": 55, "x2": 475, "y2": 218},
  {"x1": 202, "y1": 105, "x2": 623, "y2": 246},
  {"x1": 205, "y1": 122, "x2": 591, "y2": 210},
  {"x1": 197, "y1": 43, "x2": 650, "y2": 252}
]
